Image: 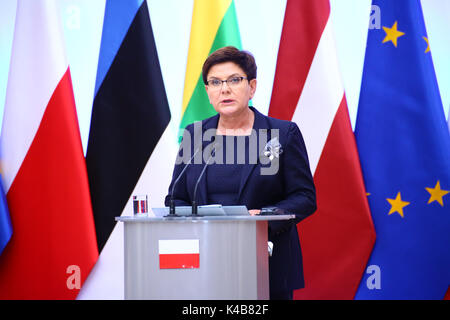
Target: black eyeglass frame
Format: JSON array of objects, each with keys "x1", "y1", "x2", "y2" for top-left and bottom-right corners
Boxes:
[{"x1": 206, "y1": 76, "x2": 248, "y2": 87}]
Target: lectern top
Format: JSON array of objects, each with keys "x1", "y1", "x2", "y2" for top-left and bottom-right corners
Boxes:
[{"x1": 115, "y1": 214, "x2": 295, "y2": 222}]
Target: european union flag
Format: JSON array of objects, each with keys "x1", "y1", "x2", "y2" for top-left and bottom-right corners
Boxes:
[
  {"x1": 355, "y1": 0, "x2": 450, "y2": 299},
  {"x1": 0, "y1": 173, "x2": 12, "y2": 255}
]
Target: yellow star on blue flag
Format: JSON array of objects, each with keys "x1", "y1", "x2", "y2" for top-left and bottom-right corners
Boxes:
[
  {"x1": 426, "y1": 181, "x2": 449, "y2": 206},
  {"x1": 382, "y1": 21, "x2": 405, "y2": 47},
  {"x1": 387, "y1": 192, "x2": 410, "y2": 218}
]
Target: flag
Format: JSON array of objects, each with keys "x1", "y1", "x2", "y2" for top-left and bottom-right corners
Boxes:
[
  {"x1": 0, "y1": 0, "x2": 98, "y2": 299},
  {"x1": 0, "y1": 173, "x2": 12, "y2": 256},
  {"x1": 268, "y1": 0, "x2": 375, "y2": 299},
  {"x1": 86, "y1": 0, "x2": 170, "y2": 252},
  {"x1": 79, "y1": 0, "x2": 171, "y2": 299},
  {"x1": 447, "y1": 107, "x2": 450, "y2": 134},
  {"x1": 180, "y1": 0, "x2": 241, "y2": 133},
  {"x1": 355, "y1": 0, "x2": 450, "y2": 299},
  {"x1": 158, "y1": 239, "x2": 200, "y2": 269}
]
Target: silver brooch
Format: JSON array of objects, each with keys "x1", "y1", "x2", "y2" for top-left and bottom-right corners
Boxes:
[{"x1": 263, "y1": 137, "x2": 283, "y2": 161}]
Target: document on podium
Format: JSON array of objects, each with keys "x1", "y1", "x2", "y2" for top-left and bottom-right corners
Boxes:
[{"x1": 152, "y1": 205, "x2": 249, "y2": 217}]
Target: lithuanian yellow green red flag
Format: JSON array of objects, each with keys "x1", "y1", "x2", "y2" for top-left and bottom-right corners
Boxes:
[{"x1": 180, "y1": 0, "x2": 241, "y2": 135}]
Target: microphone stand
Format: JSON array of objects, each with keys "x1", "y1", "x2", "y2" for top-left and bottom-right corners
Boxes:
[
  {"x1": 165, "y1": 148, "x2": 201, "y2": 218},
  {"x1": 189, "y1": 145, "x2": 217, "y2": 218}
]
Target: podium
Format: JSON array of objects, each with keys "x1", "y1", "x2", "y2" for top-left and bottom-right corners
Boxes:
[{"x1": 116, "y1": 213, "x2": 294, "y2": 300}]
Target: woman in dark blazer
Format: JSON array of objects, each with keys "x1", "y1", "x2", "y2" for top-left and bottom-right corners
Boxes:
[{"x1": 165, "y1": 46, "x2": 316, "y2": 299}]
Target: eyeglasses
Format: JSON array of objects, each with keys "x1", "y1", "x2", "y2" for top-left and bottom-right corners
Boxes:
[{"x1": 206, "y1": 76, "x2": 248, "y2": 89}]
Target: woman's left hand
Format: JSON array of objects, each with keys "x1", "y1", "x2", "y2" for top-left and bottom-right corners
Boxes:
[{"x1": 249, "y1": 209, "x2": 261, "y2": 216}]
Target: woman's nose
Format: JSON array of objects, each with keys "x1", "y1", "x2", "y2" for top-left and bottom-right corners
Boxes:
[{"x1": 221, "y1": 81, "x2": 231, "y2": 93}]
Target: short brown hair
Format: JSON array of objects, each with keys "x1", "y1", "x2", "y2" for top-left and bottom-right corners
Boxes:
[{"x1": 202, "y1": 46, "x2": 257, "y2": 85}]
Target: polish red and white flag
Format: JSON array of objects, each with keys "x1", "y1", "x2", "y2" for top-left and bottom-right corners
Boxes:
[
  {"x1": 0, "y1": 0, "x2": 98, "y2": 299},
  {"x1": 269, "y1": 0, "x2": 376, "y2": 299},
  {"x1": 159, "y1": 239, "x2": 200, "y2": 269}
]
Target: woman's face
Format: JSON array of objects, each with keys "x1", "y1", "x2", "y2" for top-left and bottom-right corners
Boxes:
[{"x1": 205, "y1": 61, "x2": 256, "y2": 118}]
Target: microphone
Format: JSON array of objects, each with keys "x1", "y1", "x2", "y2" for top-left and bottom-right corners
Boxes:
[
  {"x1": 190, "y1": 143, "x2": 218, "y2": 217},
  {"x1": 166, "y1": 147, "x2": 201, "y2": 217}
]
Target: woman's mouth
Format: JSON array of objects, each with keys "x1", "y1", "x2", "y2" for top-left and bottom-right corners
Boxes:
[{"x1": 221, "y1": 99, "x2": 234, "y2": 104}]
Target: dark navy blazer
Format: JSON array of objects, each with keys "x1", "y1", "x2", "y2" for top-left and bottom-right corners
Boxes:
[{"x1": 165, "y1": 107, "x2": 316, "y2": 293}]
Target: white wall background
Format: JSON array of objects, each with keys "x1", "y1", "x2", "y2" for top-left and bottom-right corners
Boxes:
[{"x1": 0, "y1": 0, "x2": 449, "y2": 159}]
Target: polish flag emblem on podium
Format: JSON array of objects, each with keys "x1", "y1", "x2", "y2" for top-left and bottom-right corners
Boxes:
[{"x1": 159, "y1": 240, "x2": 200, "y2": 269}]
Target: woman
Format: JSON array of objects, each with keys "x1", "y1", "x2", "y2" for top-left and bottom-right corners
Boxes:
[{"x1": 165, "y1": 46, "x2": 316, "y2": 299}]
